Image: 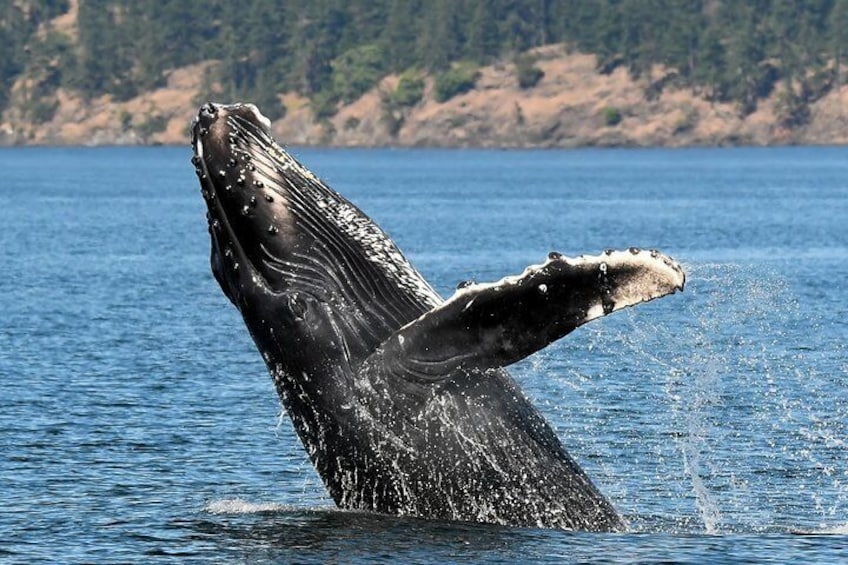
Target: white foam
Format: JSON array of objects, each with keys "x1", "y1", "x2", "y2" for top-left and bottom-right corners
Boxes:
[
  {"x1": 204, "y1": 498, "x2": 289, "y2": 514},
  {"x1": 803, "y1": 523, "x2": 848, "y2": 535}
]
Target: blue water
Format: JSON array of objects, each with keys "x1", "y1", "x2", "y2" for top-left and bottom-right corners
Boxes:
[{"x1": 2, "y1": 146, "x2": 847, "y2": 563}]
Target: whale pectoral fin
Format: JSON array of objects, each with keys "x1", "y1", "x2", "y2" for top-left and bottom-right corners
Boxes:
[{"x1": 366, "y1": 249, "x2": 685, "y2": 382}]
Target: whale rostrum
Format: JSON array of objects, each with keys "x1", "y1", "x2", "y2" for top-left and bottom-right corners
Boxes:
[{"x1": 191, "y1": 102, "x2": 685, "y2": 531}]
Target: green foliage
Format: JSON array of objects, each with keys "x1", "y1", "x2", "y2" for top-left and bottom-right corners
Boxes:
[
  {"x1": 381, "y1": 106, "x2": 404, "y2": 137},
  {"x1": 380, "y1": 69, "x2": 424, "y2": 138},
  {"x1": 434, "y1": 63, "x2": 480, "y2": 103},
  {"x1": 0, "y1": 0, "x2": 846, "y2": 133},
  {"x1": 514, "y1": 55, "x2": 544, "y2": 89},
  {"x1": 775, "y1": 91, "x2": 811, "y2": 128},
  {"x1": 388, "y1": 70, "x2": 425, "y2": 107},
  {"x1": 24, "y1": 98, "x2": 59, "y2": 124},
  {"x1": 331, "y1": 44, "x2": 386, "y2": 103},
  {"x1": 135, "y1": 113, "x2": 168, "y2": 141},
  {"x1": 603, "y1": 107, "x2": 622, "y2": 127},
  {"x1": 311, "y1": 90, "x2": 339, "y2": 120}
]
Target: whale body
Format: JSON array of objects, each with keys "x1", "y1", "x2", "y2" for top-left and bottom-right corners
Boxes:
[{"x1": 191, "y1": 102, "x2": 685, "y2": 531}]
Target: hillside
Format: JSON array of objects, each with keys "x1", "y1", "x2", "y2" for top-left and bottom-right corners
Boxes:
[
  {"x1": 3, "y1": 45, "x2": 848, "y2": 148},
  {"x1": 2, "y1": 0, "x2": 848, "y2": 147}
]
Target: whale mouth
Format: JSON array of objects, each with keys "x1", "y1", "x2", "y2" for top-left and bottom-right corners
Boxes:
[{"x1": 191, "y1": 102, "x2": 289, "y2": 305}]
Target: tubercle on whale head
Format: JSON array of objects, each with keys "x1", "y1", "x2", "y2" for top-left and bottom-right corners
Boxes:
[
  {"x1": 191, "y1": 103, "x2": 348, "y2": 379},
  {"x1": 191, "y1": 102, "x2": 293, "y2": 306}
]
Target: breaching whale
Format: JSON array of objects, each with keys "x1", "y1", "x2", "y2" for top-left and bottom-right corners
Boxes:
[{"x1": 190, "y1": 102, "x2": 685, "y2": 531}]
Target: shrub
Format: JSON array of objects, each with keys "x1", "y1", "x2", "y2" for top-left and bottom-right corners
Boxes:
[
  {"x1": 434, "y1": 63, "x2": 480, "y2": 103},
  {"x1": 514, "y1": 55, "x2": 544, "y2": 89},
  {"x1": 775, "y1": 91, "x2": 811, "y2": 129},
  {"x1": 343, "y1": 116, "x2": 360, "y2": 131},
  {"x1": 26, "y1": 98, "x2": 59, "y2": 124},
  {"x1": 673, "y1": 103, "x2": 699, "y2": 134},
  {"x1": 136, "y1": 113, "x2": 168, "y2": 141},
  {"x1": 381, "y1": 108, "x2": 404, "y2": 137},
  {"x1": 603, "y1": 106, "x2": 622, "y2": 127},
  {"x1": 311, "y1": 90, "x2": 339, "y2": 120},
  {"x1": 389, "y1": 70, "x2": 425, "y2": 107}
]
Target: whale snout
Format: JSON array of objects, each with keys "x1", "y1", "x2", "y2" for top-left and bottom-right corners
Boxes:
[
  {"x1": 191, "y1": 102, "x2": 291, "y2": 304},
  {"x1": 191, "y1": 102, "x2": 272, "y2": 161}
]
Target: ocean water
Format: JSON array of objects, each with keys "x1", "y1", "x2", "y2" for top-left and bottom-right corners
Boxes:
[{"x1": 1, "y1": 145, "x2": 847, "y2": 563}]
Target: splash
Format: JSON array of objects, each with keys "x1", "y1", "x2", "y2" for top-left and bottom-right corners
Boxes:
[
  {"x1": 204, "y1": 498, "x2": 291, "y2": 514},
  {"x1": 606, "y1": 262, "x2": 848, "y2": 533}
]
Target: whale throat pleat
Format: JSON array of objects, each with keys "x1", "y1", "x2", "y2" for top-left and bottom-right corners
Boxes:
[{"x1": 228, "y1": 116, "x2": 442, "y2": 357}]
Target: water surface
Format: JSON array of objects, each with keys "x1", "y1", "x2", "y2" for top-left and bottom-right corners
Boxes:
[{"x1": 1, "y1": 146, "x2": 847, "y2": 562}]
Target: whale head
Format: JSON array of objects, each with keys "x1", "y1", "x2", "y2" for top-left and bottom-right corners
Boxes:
[
  {"x1": 191, "y1": 103, "x2": 291, "y2": 305},
  {"x1": 190, "y1": 102, "x2": 439, "y2": 392}
]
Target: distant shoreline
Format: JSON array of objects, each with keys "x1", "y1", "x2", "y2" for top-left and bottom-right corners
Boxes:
[{"x1": 4, "y1": 49, "x2": 848, "y2": 150}]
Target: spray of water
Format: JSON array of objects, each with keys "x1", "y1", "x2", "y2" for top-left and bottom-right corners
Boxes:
[{"x1": 575, "y1": 262, "x2": 848, "y2": 534}]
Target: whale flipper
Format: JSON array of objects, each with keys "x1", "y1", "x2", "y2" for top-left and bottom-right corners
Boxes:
[{"x1": 368, "y1": 250, "x2": 685, "y2": 382}]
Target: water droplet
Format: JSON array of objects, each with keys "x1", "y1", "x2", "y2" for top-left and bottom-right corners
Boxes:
[
  {"x1": 218, "y1": 170, "x2": 226, "y2": 178},
  {"x1": 227, "y1": 158, "x2": 237, "y2": 168},
  {"x1": 191, "y1": 155, "x2": 201, "y2": 166},
  {"x1": 236, "y1": 176, "x2": 245, "y2": 186},
  {"x1": 265, "y1": 194, "x2": 274, "y2": 202},
  {"x1": 248, "y1": 163, "x2": 256, "y2": 172},
  {"x1": 268, "y1": 225, "x2": 279, "y2": 235},
  {"x1": 457, "y1": 280, "x2": 475, "y2": 289},
  {"x1": 243, "y1": 154, "x2": 252, "y2": 161},
  {"x1": 253, "y1": 179, "x2": 264, "y2": 188},
  {"x1": 233, "y1": 262, "x2": 239, "y2": 271},
  {"x1": 224, "y1": 248, "x2": 233, "y2": 257},
  {"x1": 241, "y1": 205, "x2": 250, "y2": 216},
  {"x1": 538, "y1": 283, "x2": 548, "y2": 294},
  {"x1": 250, "y1": 196, "x2": 257, "y2": 206},
  {"x1": 600, "y1": 262, "x2": 608, "y2": 274},
  {"x1": 629, "y1": 247, "x2": 641, "y2": 254},
  {"x1": 224, "y1": 184, "x2": 232, "y2": 192},
  {"x1": 211, "y1": 219, "x2": 220, "y2": 230},
  {"x1": 548, "y1": 251, "x2": 563, "y2": 260}
]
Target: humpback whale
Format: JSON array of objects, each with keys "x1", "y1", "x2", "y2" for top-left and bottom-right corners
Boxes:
[{"x1": 190, "y1": 102, "x2": 685, "y2": 531}]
